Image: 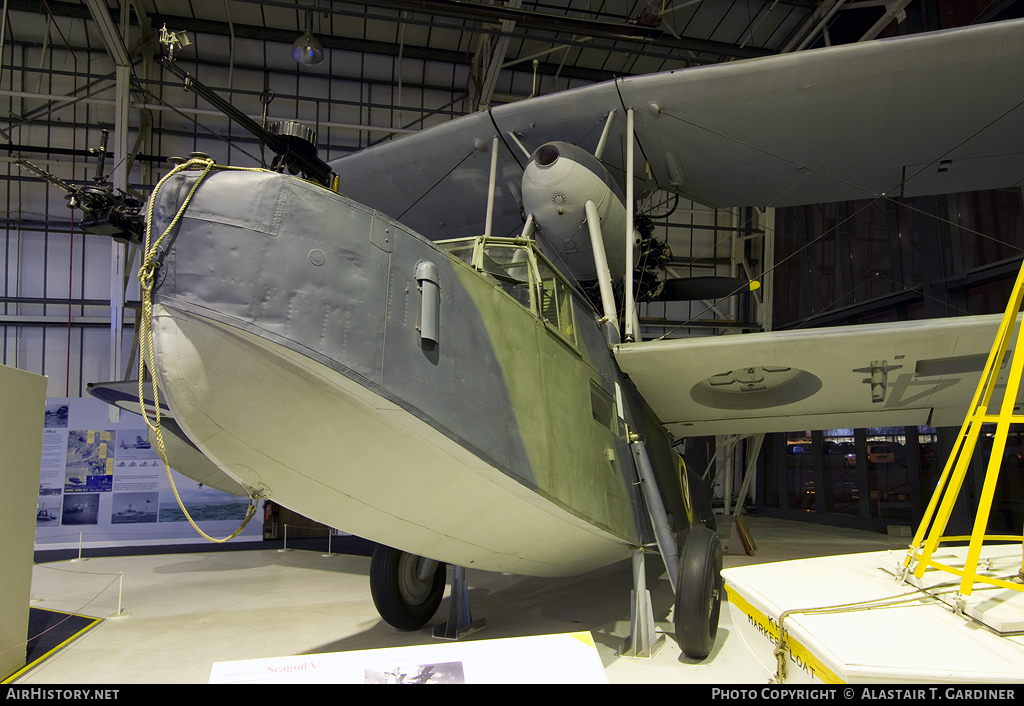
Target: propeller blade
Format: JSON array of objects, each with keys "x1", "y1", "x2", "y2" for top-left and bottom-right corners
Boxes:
[{"x1": 656, "y1": 277, "x2": 759, "y2": 301}]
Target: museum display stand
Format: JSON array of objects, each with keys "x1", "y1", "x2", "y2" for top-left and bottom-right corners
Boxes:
[
  {"x1": 723, "y1": 261, "x2": 1024, "y2": 684},
  {"x1": 0, "y1": 365, "x2": 47, "y2": 680}
]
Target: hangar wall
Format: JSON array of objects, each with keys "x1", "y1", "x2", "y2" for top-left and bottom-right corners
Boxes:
[{"x1": 750, "y1": 186, "x2": 1024, "y2": 535}]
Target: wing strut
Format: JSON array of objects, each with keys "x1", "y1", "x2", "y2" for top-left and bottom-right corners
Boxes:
[
  {"x1": 594, "y1": 109, "x2": 616, "y2": 161},
  {"x1": 584, "y1": 199, "x2": 620, "y2": 338},
  {"x1": 624, "y1": 108, "x2": 638, "y2": 342},
  {"x1": 484, "y1": 137, "x2": 500, "y2": 238}
]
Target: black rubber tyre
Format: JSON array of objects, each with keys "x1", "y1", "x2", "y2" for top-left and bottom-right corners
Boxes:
[
  {"x1": 369, "y1": 544, "x2": 446, "y2": 631},
  {"x1": 674, "y1": 526, "x2": 723, "y2": 660}
]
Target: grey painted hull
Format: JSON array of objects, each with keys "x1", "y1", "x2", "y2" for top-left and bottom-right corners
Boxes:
[{"x1": 145, "y1": 168, "x2": 679, "y2": 576}]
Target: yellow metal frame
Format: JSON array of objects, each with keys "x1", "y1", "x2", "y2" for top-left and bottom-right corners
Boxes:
[{"x1": 904, "y1": 262, "x2": 1024, "y2": 596}]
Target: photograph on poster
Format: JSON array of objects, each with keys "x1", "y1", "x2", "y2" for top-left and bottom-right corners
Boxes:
[
  {"x1": 365, "y1": 661, "x2": 465, "y2": 684},
  {"x1": 117, "y1": 433, "x2": 153, "y2": 458},
  {"x1": 44, "y1": 403, "x2": 68, "y2": 428},
  {"x1": 65, "y1": 429, "x2": 116, "y2": 493},
  {"x1": 111, "y1": 492, "x2": 159, "y2": 524},
  {"x1": 61, "y1": 493, "x2": 99, "y2": 525},
  {"x1": 158, "y1": 476, "x2": 252, "y2": 523},
  {"x1": 36, "y1": 497, "x2": 60, "y2": 525}
]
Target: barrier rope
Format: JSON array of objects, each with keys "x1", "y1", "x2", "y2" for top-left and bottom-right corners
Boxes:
[
  {"x1": 0, "y1": 567, "x2": 119, "y2": 669},
  {"x1": 136, "y1": 157, "x2": 273, "y2": 543}
]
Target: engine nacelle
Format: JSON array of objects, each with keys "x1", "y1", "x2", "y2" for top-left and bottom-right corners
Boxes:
[{"x1": 521, "y1": 142, "x2": 635, "y2": 282}]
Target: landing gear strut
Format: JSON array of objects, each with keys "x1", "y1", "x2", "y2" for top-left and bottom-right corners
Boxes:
[
  {"x1": 370, "y1": 544, "x2": 446, "y2": 630},
  {"x1": 625, "y1": 432, "x2": 722, "y2": 661}
]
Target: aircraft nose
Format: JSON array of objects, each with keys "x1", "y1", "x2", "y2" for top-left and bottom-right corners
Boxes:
[{"x1": 533, "y1": 143, "x2": 560, "y2": 167}]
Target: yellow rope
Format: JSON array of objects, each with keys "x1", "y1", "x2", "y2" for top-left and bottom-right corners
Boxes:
[{"x1": 136, "y1": 157, "x2": 273, "y2": 542}]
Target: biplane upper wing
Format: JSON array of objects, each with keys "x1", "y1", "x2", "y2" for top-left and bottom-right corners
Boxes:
[
  {"x1": 330, "y1": 18, "x2": 1024, "y2": 238},
  {"x1": 613, "y1": 314, "x2": 1018, "y2": 438}
]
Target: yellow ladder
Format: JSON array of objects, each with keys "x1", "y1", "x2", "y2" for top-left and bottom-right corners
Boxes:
[{"x1": 904, "y1": 263, "x2": 1024, "y2": 595}]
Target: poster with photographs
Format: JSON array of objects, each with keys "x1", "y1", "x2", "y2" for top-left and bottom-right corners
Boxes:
[
  {"x1": 35, "y1": 397, "x2": 262, "y2": 549},
  {"x1": 64, "y1": 429, "x2": 116, "y2": 493}
]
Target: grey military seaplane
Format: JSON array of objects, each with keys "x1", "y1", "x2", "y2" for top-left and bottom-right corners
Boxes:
[{"x1": 78, "y1": 18, "x2": 1024, "y2": 662}]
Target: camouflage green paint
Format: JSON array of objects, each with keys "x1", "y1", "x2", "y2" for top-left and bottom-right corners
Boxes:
[{"x1": 445, "y1": 251, "x2": 640, "y2": 543}]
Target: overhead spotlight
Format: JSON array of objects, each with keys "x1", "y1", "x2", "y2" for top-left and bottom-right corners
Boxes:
[{"x1": 291, "y1": 9, "x2": 324, "y2": 65}]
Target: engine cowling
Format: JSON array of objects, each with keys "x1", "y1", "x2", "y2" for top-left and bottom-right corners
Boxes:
[{"x1": 521, "y1": 141, "x2": 635, "y2": 282}]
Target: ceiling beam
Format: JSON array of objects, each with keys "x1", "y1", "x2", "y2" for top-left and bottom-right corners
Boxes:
[
  {"x1": 858, "y1": 0, "x2": 912, "y2": 41},
  {"x1": 8, "y1": 0, "x2": 632, "y2": 83},
  {"x1": 330, "y1": 0, "x2": 772, "y2": 59}
]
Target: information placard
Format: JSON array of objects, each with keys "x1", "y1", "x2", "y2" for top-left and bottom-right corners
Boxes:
[{"x1": 209, "y1": 632, "x2": 608, "y2": 684}]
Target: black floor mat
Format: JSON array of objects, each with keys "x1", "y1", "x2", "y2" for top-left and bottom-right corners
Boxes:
[{"x1": 21, "y1": 607, "x2": 100, "y2": 671}]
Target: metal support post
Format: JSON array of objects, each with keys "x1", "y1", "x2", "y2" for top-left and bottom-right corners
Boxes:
[
  {"x1": 109, "y1": 572, "x2": 131, "y2": 619},
  {"x1": 108, "y1": 66, "x2": 131, "y2": 422},
  {"x1": 619, "y1": 547, "x2": 665, "y2": 658},
  {"x1": 71, "y1": 532, "x2": 88, "y2": 562},
  {"x1": 624, "y1": 108, "x2": 636, "y2": 342},
  {"x1": 735, "y1": 434, "x2": 764, "y2": 514},
  {"x1": 433, "y1": 565, "x2": 485, "y2": 640},
  {"x1": 760, "y1": 207, "x2": 775, "y2": 331},
  {"x1": 723, "y1": 435, "x2": 736, "y2": 516}
]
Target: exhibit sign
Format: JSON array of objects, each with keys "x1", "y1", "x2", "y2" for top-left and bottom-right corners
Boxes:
[
  {"x1": 208, "y1": 631, "x2": 608, "y2": 683},
  {"x1": 35, "y1": 397, "x2": 261, "y2": 549}
]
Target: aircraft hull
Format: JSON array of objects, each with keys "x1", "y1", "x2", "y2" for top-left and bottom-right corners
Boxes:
[
  {"x1": 144, "y1": 167, "x2": 672, "y2": 576},
  {"x1": 151, "y1": 305, "x2": 630, "y2": 575}
]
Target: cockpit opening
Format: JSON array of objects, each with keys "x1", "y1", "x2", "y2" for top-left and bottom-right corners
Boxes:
[{"x1": 438, "y1": 236, "x2": 577, "y2": 348}]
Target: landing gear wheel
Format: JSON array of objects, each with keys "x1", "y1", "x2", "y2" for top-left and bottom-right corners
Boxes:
[
  {"x1": 674, "y1": 526, "x2": 723, "y2": 659},
  {"x1": 370, "y1": 544, "x2": 446, "y2": 631}
]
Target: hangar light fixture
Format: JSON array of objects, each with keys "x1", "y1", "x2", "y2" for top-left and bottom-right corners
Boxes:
[{"x1": 291, "y1": 9, "x2": 324, "y2": 65}]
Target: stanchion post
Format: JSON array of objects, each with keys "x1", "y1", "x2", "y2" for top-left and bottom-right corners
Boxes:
[{"x1": 71, "y1": 532, "x2": 88, "y2": 562}]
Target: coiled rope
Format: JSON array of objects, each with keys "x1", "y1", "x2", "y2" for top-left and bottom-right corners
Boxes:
[{"x1": 136, "y1": 156, "x2": 273, "y2": 542}]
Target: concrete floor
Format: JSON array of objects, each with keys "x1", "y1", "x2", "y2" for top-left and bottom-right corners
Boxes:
[{"x1": 11, "y1": 515, "x2": 908, "y2": 684}]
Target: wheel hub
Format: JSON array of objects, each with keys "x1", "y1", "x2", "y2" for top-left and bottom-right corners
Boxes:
[{"x1": 397, "y1": 553, "x2": 437, "y2": 607}]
